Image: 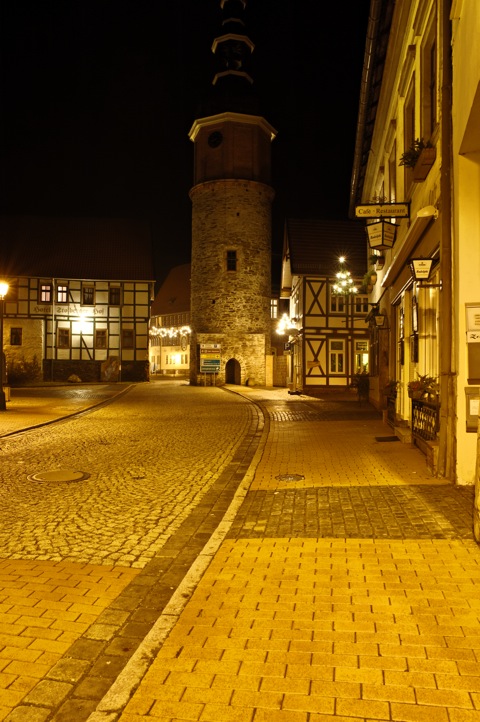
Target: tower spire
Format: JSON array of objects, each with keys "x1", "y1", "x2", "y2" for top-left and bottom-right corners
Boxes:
[
  {"x1": 213, "y1": 0, "x2": 253, "y2": 84},
  {"x1": 199, "y1": 0, "x2": 259, "y2": 117}
]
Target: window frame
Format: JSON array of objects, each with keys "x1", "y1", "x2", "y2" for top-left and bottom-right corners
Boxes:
[
  {"x1": 122, "y1": 328, "x2": 134, "y2": 349},
  {"x1": 57, "y1": 328, "x2": 71, "y2": 349},
  {"x1": 57, "y1": 284, "x2": 68, "y2": 304},
  {"x1": 95, "y1": 328, "x2": 107, "y2": 349},
  {"x1": 329, "y1": 339, "x2": 345, "y2": 375},
  {"x1": 82, "y1": 285, "x2": 95, "y2": 306},
  {"x1": 109, "y1": 286, "x2": 122, "y2": 306},
  {"x1": 330, "y1": 295, "x2": 346, "y2": 314},
  {"x1": 10, "y1": 327, "x2": 23, "y2": 346},
  {"x1": 39, "y1": 283, "x2": 52, "y2": 303},
  {"x1": 226, "y1": 250, "x2": 237, "y2": 272}
]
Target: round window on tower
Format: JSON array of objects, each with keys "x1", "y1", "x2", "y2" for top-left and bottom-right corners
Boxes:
[{"x1": 208, "y1": 131, "x2": 223, "y2": 148}]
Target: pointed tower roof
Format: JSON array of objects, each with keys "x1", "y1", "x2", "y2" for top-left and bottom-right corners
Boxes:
[{"x1": 196, "y1": 0, "x2": 260, "y2": 117}]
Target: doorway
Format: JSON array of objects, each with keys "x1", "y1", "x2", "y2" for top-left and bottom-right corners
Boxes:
[{"x1": 225, "y1": 358, "x2": 241, "y2": 384}]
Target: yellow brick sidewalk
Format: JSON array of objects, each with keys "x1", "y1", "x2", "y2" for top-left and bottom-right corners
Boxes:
[
  {"x1": 0, "y1": 560, "x2": 138, "y2": 721},
  {"x1": 120, "y1": 538, "x2": 480, "y2": 721},
  {"x1": 115, "y1": 388, "x2": 479, "y2": 722}
]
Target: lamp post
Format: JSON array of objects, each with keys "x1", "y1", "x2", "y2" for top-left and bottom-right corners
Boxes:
[{"x1": 0, "y1": 281, "x2": 9, "y2": 411}]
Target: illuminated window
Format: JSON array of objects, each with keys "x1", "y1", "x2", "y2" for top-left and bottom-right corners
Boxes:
[
  {"x1": 271, "y1": 299, "x2": 278, "y2": 319},
  {"x1": 40, "y1": 284, "x2": 52, "y2": 303},
  {"x1": 82, "y1": 286, "x2": 95, "y2": 305},
  {"x1": 10, "y1": 328, "x2": 22, "y2": 346},
  {"x1": 329, "y1": 340, "x2": 345, "y2": 374},
  {"x1": 57, "y1": 285, "x2": 68, "y2": 303},
  {"x1": 122, "y1": 329, "x2": 134, "y2": 348},
  {"x1": 226, "y1": 250, "x2": 237, "y2": 271},
  {"x1": 58, "y1": 328, "x2": 70, "y2": 348},
  {"x1": 95, "y1": 329, "x2": 107, "y2": 348},
  {"x1": 109, "y1": 287, "x2": 121, "y2": 305}
]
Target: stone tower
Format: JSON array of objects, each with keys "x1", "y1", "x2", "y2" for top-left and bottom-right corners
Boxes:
[{"x1": 188, "y1": 0, "x2": 276, "y2": 386}]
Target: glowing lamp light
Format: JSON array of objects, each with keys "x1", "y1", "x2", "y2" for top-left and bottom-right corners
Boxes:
[
  {"x1": 331, "y1": 257, "x2": 358, "y2": 295},
  {"x1": 365, "y1": 219, "x2": 398, "y2": 251},
  {"x1": 276, "y1": 313, "x2": 300, "y2": 335}
]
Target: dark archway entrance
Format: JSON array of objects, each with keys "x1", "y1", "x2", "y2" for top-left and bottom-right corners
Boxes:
[{"x1": 225, "y1": 358, "x2": 241, "y2": 384}]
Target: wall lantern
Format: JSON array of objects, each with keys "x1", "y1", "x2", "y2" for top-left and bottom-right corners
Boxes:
[
  {"x1": 365, "y1": 219, "x2": 398, "y2": 251},
  {"x1": 365, "y1": 303, "x2": 388, "y2": 329},
  {"x1": 409, "y1": 258, "x2": 434, "y2": 281},
  {"x1": 409, "y1": 258, "x2": 443, "y2": 289},
  {"x1": 373, "y1": 312, "x2": 387, "y2": 328}
]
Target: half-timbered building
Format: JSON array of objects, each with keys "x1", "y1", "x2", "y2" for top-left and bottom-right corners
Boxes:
[
  {"x1": 1, "y1": 216, "x2": 155, "y2": 383},
  {"x1": 280, "y1": 219, "x2": 368, "y2": 392}
]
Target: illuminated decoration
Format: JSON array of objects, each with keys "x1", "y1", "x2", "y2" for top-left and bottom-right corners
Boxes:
[
  {"x1": 276, "y1": 313, "x2": 301, "y2": 336},
  {"x1": 149, "y1": 325, "x2": 191, "y2": 339},
  {"x1": 332, "y1": 256, "x2": 358, "y2": 295},
  {"x1": 365, "y1": 219, "x2": 398, "y2": 251}
]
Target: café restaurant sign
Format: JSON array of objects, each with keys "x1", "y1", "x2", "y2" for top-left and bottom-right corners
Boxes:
[{"x1": 355, "y1": 202, "x2": 410, "y2": 219}]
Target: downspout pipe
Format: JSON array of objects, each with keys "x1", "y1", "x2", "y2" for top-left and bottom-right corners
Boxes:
[
  {"x1": 438, "y1": 0, "x2": 454, "y2": 479},
  {"x1": 349, "y1": 0, "x2": 383, "y2": 218}
]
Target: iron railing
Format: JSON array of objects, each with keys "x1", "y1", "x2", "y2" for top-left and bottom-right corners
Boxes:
[{"x1": 411, "y1": 398, "x2": 440, "y2": 441}]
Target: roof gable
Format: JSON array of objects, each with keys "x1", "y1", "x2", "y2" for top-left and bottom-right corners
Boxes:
[
  {"x1": 284, "y1": 218, "x2": 367, "y2": 279},
  {"x1": 151, "y1": 263, "x2": 191, "y2": 316}
]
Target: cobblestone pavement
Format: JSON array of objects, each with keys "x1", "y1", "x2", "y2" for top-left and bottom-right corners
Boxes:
[
  {"x1": 0, "y1": 381, "x2": 262, "y2": 721},
  {"x1": 0, "y1": 382, "x2": 479, "y2": 722}
]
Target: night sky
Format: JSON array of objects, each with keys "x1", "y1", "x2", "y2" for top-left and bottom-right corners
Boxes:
[{"x1": 0, "y1": 1, "x2": 370, "y2": 285}]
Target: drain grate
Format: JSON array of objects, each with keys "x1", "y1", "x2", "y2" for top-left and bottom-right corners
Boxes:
[
  {"x1": 375, "y1": 436, "x2": 400, "y2": 442},
  {"x1": 276, "y1": 473, "x2": 305, "y2": 482},
  {"x1": 28, "y1": 469, "x2": 90, "y2": 483}
]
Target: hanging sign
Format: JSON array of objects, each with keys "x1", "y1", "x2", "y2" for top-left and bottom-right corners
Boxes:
[{"x1": 355, "y1": 202, "x2": 410, "y2": 218}]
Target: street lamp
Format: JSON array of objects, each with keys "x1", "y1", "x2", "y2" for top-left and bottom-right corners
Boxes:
[{"x1": 0, "y1": 281, "x2": 9, "y2": 411}]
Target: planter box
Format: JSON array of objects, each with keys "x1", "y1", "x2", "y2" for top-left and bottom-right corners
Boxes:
[{"x1": 413, "y1": 147, "x2": 436, "y2": 181}]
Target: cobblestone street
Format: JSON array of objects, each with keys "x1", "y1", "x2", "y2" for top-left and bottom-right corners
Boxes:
[{"x1": 0, "y1": 381, "x2": 478, "y2": 722}]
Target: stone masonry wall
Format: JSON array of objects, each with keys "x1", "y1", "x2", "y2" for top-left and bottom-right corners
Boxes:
[
  {"x1": 192, "y1": 332, "x2": 267, "y2": 386},
  {"x1": 190, "y1": 178, "x2": 274, "y2": 386}
]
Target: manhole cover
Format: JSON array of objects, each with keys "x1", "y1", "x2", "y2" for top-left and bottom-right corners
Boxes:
[
  {"x1": 28, "y1": 469, "x2": 90, "y2": 482},
  {"x1": 375, "y1": 436, "x2": 400, "y2": 442},
  {"x1": 275, "y1": 473, "x2": 305, "y2": 482}
]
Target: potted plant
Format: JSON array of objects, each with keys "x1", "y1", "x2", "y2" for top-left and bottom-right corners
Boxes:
[
  {"x1": 383, "y1": 379, "x2": 399, "y2": 398},
  {"x1": 399, "y1": 138, "x2": 436, "y2": 181},
  {"x1": 362, "y1": 267, "x2": 377, "y2": 290},
  {"x1": 407, "y1": 374, "x2": 439, "y2": 401}
]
